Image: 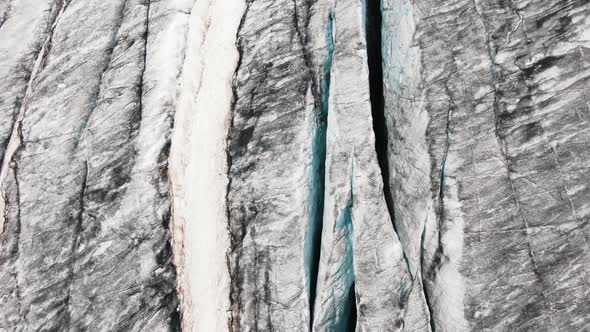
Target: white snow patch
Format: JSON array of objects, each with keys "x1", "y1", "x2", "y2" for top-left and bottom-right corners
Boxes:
[{"x1": 168, "y1": 0, "x2": 244, "y2": 330}]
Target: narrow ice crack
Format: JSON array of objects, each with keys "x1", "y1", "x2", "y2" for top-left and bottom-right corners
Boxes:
[
  {"x1": 550, "y1": 145, "x2": 590, "y2": 251},
  {"x1": 330, "y1": 168, "x2": 356, "y2": 332},
  {"x1": 471, "y1": 0, "x2": 556, "y2": 327},
  {"x1": 76, "y1": 0, "x2": 129, "y2": 147},
  {"x1": 135, "y1": 0, "x2": 151, "y2": 135},
  {"x1": 130, "y1": 0, "x2": 152, "y2": 139},
  {"x1": 305, "y1": 10, "x2": 334, "y2": 329},
  {"x1": 419, "y1": 222, "x2": 436, "y2": 332},
  {"x1": 422, "y1": 91, "x2": 454, "y2": 332},
  {"x1": 505, "y1": 10, "x2": 524, "y2": 45},
  {"x1": 6, "y1": 163, "x2": 23, "y2": 326},
  {"x1": 65, "y1": 159, "x2": 89, "y2": 328},
  {"x1": 439, "y1": 100, "x2": 453, "y2": 198},
  {"x1": 342, "y1": 172, "x2": 356, "y2": 332},
  {"x1": 291, "y1": 0, "x2": 316, "y2": 92},
  {"x1": 226, "y1": 3, "x2": 251, "y2": 331}
]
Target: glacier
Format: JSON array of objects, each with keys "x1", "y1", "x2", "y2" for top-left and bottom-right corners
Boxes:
[{"x1": 0, "y1": 0, "x2": 589, "y2": 331}]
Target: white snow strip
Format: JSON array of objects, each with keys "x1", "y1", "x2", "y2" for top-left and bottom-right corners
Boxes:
[{"x1": 168, "y1": 0, "x2": 245, "y2": 330}]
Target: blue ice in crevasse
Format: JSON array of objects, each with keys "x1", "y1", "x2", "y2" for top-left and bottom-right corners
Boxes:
[
  {"x1": 331, "y1": 172, "x2": 356, "y2": 332},
  {"x1": 304, "y1": 9, "x2": 335, "y2": 326}
]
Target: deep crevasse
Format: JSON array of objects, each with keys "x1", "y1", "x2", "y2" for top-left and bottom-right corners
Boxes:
[{"x1": 303, "y1": 9, "x2": 334, "y2": 327}]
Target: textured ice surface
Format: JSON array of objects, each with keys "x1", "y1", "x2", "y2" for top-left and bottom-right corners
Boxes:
[
  {"x1": 0, "y1": 0, "x2": 185, "y2": 330},
  {"x1": 0, "y1": 0, "x2": 588, "y2": 331},
  {"x1": 383, "y1": 0, "x2": 590, "y2": 331}
]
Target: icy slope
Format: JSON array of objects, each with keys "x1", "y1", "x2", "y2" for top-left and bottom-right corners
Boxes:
[{"x1": 0, "y1": 0, "x2": 588, "y2": 331}]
